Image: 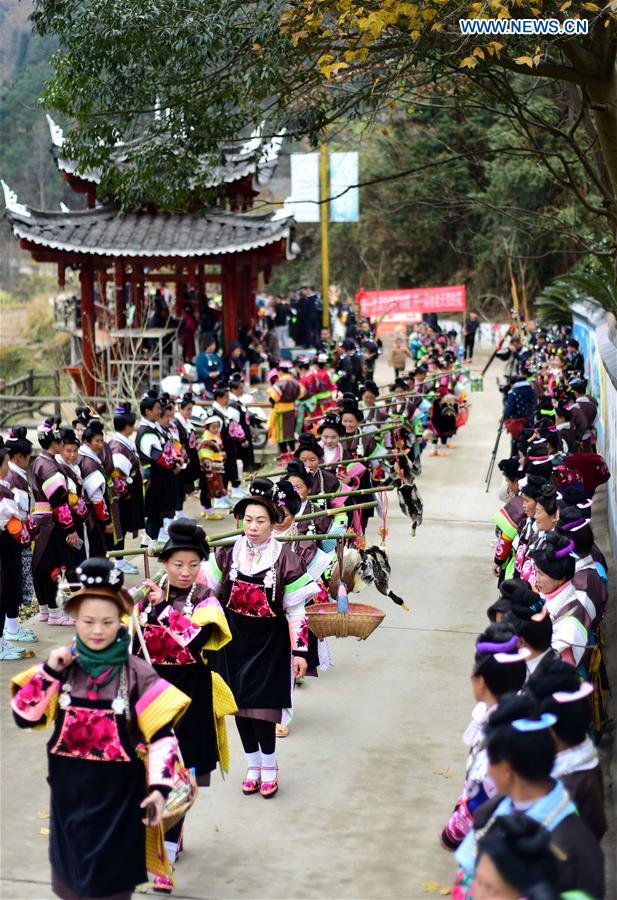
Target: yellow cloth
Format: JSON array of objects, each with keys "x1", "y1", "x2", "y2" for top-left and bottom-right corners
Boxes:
[
  {"x1": 191, "y1": 601, "x2": 232, "y2": 652},
  {"x1": 136, "y1": 682, "x2": 191, "y2": 743},
  {"x1": 211, "y1": 672, "x2": 237, "y2": 776}
]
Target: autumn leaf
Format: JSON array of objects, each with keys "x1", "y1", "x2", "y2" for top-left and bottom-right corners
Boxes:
[
  {"x1": 582, "y1": 2, "x2": 600, "y2": 9},
  {"x1": 459, "y1": 55, "x2": 479, "y2": 68},
  {"x1": 322, "y1": 61, "x2": 349, "y2": 78},
  {"x1": 514, "y1": 55, "x2": 535, "y2": 67},
  {"x1": 419, "y1": 882, "x2": 441, "y2": 893},
  {"x1": 36, "y1": 811, "x2": 50, "y2": 819},
  {"x1": 472, "y1": 46, "x2": 485, "y2": 58},
  {"x1": 38, "y1": 827, "x2": 50, "y2": 836},
  {"x1": 560, "y1": 0, "x2": 572, "y2": 8}
]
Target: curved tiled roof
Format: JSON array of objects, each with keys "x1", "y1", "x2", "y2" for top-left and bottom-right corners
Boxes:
[{"x1": 3, "y1": 189, "x2": 296, "y2": 259}]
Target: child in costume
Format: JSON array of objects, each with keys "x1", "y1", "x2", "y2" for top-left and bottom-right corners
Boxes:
[
  {"x1": 198, "y1": 414, "x2": 229, "y2": 517},
  {"x1": 10, "y1": 558, "x2": 190, "y2": 900},
  {"x1": 134, "y1": 519, "x2": 236, "y2": 889}
]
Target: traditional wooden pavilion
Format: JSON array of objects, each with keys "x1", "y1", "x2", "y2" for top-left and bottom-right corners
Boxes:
[{"x1": 2, "y1": 118, "x2": 296, "y2": 394}]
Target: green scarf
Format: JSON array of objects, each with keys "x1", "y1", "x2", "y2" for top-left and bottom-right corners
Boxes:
[{"x1": 75, "y1": 628, "x2": 131, "y2": 696}]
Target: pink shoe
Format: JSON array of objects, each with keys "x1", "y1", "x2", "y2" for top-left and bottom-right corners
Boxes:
[
  {"x1": 242, "y1": 773, "x2": 261, "y2": 795},
  {"x1": 152, "y1": 873, "x2": 174, "y2": 894},
  {"x1": 39, "y1": 610, "x2": 49, "y2": 622},
  {"x1": 48, "y1": 613, "x2": 75, "y2": 626},
  {"x1": 259, "y1": 767, "x2": 279, "y2": 798}
]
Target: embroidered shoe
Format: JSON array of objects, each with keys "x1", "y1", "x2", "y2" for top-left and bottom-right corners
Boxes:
[
  {"x1": 259, "y1": 767, "x2": 279, "y2": 798},
  {"x1": 242, "y1": 773, "x2": 262, "y2": 795},
  {"x1": 48, "y1": 612, "x2": 75, "y2": 626},
  {"x1": 428, "y1": 447, "x2": 438, "y2": 457},
  {"x1": 39, "y1": 610, "x2": 49, "y2": 622},
  {"x1": 3, "y1": 625, "x2": 38, "y2": 642},
  {"x1": 152, "y1": 873, "x2": 174, "y2": 893}
]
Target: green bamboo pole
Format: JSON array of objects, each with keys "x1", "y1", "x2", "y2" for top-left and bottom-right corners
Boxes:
[
  {"x1": 297, "y1": 500, "x2": 376, "y2": 520},
  {"x1": 128, "y1": 569, "x2": 165, "y2": 604},
  {"x1": 203, "y1": 500, "x2": 377, "y2": 543},
  {"x1": 310, "y1": 485, "x2": 393, "y2": 500},
  {"x1": 209, "y1": 532, "x2": 356, "y2": 548},
  {"x1": 257, "y1": 451, "x2": 400, "y2": 479}
]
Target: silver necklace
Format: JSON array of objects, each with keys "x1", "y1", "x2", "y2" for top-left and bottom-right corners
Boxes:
[
  {"x1": 59, "y1": 664, "x2": 129, "y2": 716},
  {"x1": 140, "y1": 574, "x2": 197, "y2": 624}
]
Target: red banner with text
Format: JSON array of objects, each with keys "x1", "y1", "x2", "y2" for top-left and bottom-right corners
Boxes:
[{"x1": 356, "y1": 285, "x2": 467, "y2": 320}]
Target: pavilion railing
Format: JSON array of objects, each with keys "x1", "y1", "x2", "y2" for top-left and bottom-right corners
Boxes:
[{"x1": 0, "y1": 376, "x2": 107, "y2": 429}]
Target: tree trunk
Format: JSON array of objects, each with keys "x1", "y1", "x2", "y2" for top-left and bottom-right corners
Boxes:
[{"x1": 585, "y1": 69, "x2": 617, "y2": 247}]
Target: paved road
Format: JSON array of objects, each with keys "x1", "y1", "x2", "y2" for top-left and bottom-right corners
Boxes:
[{"x1": 1, "y1": 353, "x2": 511, "y2": 899}]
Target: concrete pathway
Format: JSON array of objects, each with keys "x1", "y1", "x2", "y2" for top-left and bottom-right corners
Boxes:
[{"x1": 1, "y1": 354, "x2": 514, "y2": 899}]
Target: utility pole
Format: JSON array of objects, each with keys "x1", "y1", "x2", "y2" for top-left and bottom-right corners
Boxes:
[{"x1": 319, "y1": 138, "x2": 330, "y2": 328}]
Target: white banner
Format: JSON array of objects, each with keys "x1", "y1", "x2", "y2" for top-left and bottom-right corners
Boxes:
[
  {"x1": 288, "y1": 152, "x2": 320, "y2": 222},
  {"x1": 330, "y1": 151, "x2": 359, "y2": 222}
]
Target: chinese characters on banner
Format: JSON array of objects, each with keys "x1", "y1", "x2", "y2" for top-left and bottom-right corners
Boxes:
[{"x1": 356, "y1": 286, "x2": 467, "y2": 318}]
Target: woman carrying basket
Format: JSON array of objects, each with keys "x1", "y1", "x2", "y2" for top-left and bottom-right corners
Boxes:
[
  {"x1": 10, "y1": 558, "x2": 190, "y2": 900},
  {"x1": 200, "y1": 478, "x2": 318, "y2": 798},
  {"x1": 134, "y1": 519, "x2": 236, "y2": 892}
]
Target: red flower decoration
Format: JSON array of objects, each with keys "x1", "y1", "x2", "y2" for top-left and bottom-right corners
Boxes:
[
  {"x1": 62, "y1": 710, "x2": 95, "y2": 756},
  {"x1": 228, "y1": 582, "x2": 273, "y2": 617},
  {"x1": 14, "y1": 674, "x2": 46, "y2": 710},
  {"x1": 297, "y1": 618, "x2": 309, "y2": 649},
  {"x1": 90, "y1": 713, "x2": 117, "y2": 751},
  {"x1": 167, "y1": 608, "x2": 192, "y2": 635}
]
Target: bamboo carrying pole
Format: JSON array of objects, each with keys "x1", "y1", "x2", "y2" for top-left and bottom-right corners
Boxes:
[
  {"x1": 256, "y1": 451, "x2": 401, "y2": 479},
  {"x1": 199, "y1": 500, "x2": 378, "y2": 542},
  {"x1": 209, "y1": 532, "x2": 356, "y2": 548},
  {"x1": 310, "y1": 485, "x2": 393, "y2": 500}
]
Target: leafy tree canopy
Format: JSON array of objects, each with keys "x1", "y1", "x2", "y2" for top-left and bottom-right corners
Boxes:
[{"x1": 30, "y1": 0, "x2": 617, "y2": 252}]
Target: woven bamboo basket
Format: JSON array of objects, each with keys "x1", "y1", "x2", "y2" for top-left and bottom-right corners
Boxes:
[{"x1": 307, "y1": 601, "x2": 385, "y2": 640}]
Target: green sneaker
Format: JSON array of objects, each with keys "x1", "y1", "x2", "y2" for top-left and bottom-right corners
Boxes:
[
  {"x1": 3, "y1": 625, "x2": 38, "y2": 642},
  {"x1": 0, "y1": 640, "x2": 25, "y2": 660}
]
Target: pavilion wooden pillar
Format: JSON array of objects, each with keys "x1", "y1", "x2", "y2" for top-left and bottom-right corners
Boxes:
[
  {"x1": 221, "y1": 259, "x2": 239, "y2": 349},
  {"x1": 80, "y1": 259, "x2": 96, "y2": 397},
  {"x1": 175, "y1": 263, "x2": 183, "y2": 316},
  {"x1": 238, "y1": 262, "x2": 252, "y2": 328},
  {"x1": 131, "y1": 263, "x2": 144, "y2": 328},
  {"x1": 114, "y1": 259, "x2": 126, "y2": 328}
]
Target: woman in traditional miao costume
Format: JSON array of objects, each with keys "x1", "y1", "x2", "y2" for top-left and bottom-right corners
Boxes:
[
  {"x1": 5, "y1": 428, "x2": 39, "y2": 640},
  {"x1": 201, "y1": 479, "x2": 318, "y2": 798},
  {"x1": 510, "y1": 475, "x2": 548, "y2": 582},
  {"x1": 133, "y1": 519, "x2": 235, "y2": 891},
  {"x1": 108, "y1": 404, "x2": 145, "y2": 575},
  {"x1": 31, "y1": 419, "x2": 82, "y2": 627},
  {"x1": 293, "y1": 432, "x2": 340, "y2": 499},
  {"x1": 359, "y1": 380, "x2": 387, "y2": 435},
  {"x1": 532, "y1": 533, "x2": 592, "y2": 672},
  {"x1": 174, "y1": 392, "x2": 201, "y2": 499},
  {"x1": 10, "y1": 558, "x2": 191, "y2": 900},
  {"x1": 0, "y1": 442, "x2": 36, "y2": 660},
  {"x1": 441, "y1": 623, "x2": 528, "y2": 852},
  {"x1": 518, "y1": 483, "x2": 559, "y2": 588},
  {"x1": 78, "y1": 419, "x2": 116, "y2": 557},
  {"x1": 55, "y1": 428, "x2": 89, "y2": 582},
  {"x1": 491, "y1": 458, "x2": 525, "y2": 584},
  {"x1": 339, "y1": 398, "x2": 388, "y2": 536},
  {"x1": 271, "y1": 479, "x2": 338, "y2": 736}
]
